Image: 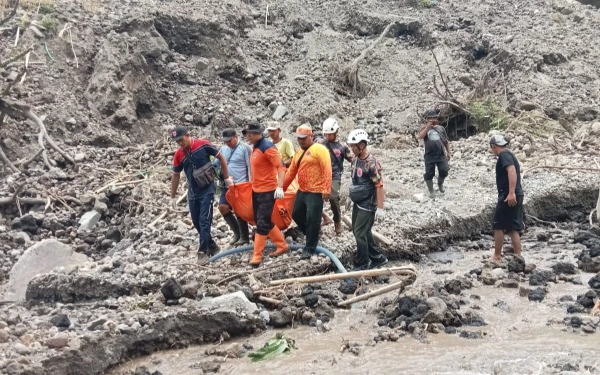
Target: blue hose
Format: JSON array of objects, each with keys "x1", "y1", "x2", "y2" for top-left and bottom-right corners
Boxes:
[{"x1": 209, "y1": 243, "x2": 348, "y2": 273}]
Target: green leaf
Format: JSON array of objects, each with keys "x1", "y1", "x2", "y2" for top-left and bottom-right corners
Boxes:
[{"x1": 248, "y1": 338, "x2": 290, "y2": 362}]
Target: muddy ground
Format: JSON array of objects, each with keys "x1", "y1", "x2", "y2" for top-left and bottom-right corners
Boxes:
[{"x1": 1, "y1": 0, "x2": 600, "y2": 373}]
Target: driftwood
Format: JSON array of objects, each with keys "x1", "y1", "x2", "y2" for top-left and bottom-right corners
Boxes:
[
  {"x1": 269, "y1": 265, "x2": 417, "y2": 286},
  {"x1": 337, "y1": 280, "x2": 406, "y2": 307},
  {"x1": 341, "y1": 215, "x2": 393, "y2": 246},
  {"x1": 258, "y1": 296, "x2": 282, "y2": 306}
]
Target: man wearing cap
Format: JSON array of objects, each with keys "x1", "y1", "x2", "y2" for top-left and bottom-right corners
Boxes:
[
  {"x1": 417, "y1": 110, "x2": 451, "y2": 198},
  {"x1": 283, "y1": 124, "x2": 332, "y2": 259},
  {"x1": 317, "y1": 117, "x2": 354, "y2": 235},
  {"x1": 243, "y1": 123, "x2": 289, "y2": 266},
  {"x1": 213, "y1": 128, "x2": 252, "y2": 246},
  {"x1": 266, "y1": 122, "x2": 296, "y2": 168},
  {"x1": 489, "y1": 134, "x2": 524, "y2": 262},
  {"x1": 170, "y1": 126, "x2": 232, "y2": 264}
]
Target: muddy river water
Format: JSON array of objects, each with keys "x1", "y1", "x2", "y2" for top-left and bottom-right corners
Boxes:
[{"x1": 111, "y1": 234, "x2": 600, "y2": 375}]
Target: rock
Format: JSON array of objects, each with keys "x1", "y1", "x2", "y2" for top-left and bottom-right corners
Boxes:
[
  {"x1": 528, "y1": 288, "x2": 546, "y2": 302},
  {"x1": 259, "y1": 311, "x2": 270, "y2": 323},
  {"x1": 118, "y1": 324, "x2": 136, "y2": 334},
  {"x1": 567, "y1": 304, "x2": 586, "y2": 314},
  {"x1": 14, "y1": 343, "x2": 31, "y2": 355},
  {"x1": 444, "y1": 326, "x2": 457, "y2": 334},
  {"x1": 269, "y1": 310, "x2": 291, "y2": 328},
  {"x1": 524, "y1": 263, "x2": 536, "y2": 274},
  {"x1": 48, "y1": 168, "x2": 68, "y2": 180},
  {"x1": 519, "y1": 101, "x2": 537, "y2": 111},
  {"x1": 529, "y1": 269, "x2": 555, "y2": 286},
  {"x1": 12, "y1": 231, "x2": 30, "y2": 245},
  {"x1": 88, "y1": 317, "x2": 108, "y2": 331},
  {"x1": 589, "y1": 273, "x2": 600, "y2": 289},
  {"x1": 271, "y1": 105, "x2": 289, "y2": 120},
  {"x1": 197, "y1": 360, "x2": 221, "y2": 373},
  {"x1": 3, "y1": 240, "x2": 90, "y2": 302},
  {"x1": 0, "y1": 329, "x2": 9, "y2": 343},
  {"x1": 591, "y1": 122, "x2": 600, "y2": 136},
  {"x1": 501, "y1": 279, "x2": 519, "y2": 288},
  {"x1": 78, "y1": 211, "x2": 101, "y2": 230},
  {"x1": 552, "y1": 262, "x2": 577, "y2": 275},
  {"x1": 94, "y1": 200, "x2": 108, "y2": 214},
  {"x1": 339, "y1": 280, "x2": 357, "y2": 294},
  {"x1": 459, "y1": 330, "x2": 483, "y2": 339},
  {"x1": 46, "y1": 333, "x2": 69, "y2": 348},
  {"x1": 422, "y1": 297, "x2": 447, "y2": 324},
  {"x1": 303, "y1": 293, "x2": 319, "y2": 307},
  {"x1": 507, "y1": 256, "x2": 526, "y2": 273},
  {"x1": 198, "y1": 291, "x2": 258, "y2": 315},
  {"x1": 66, "y1": 118, "x2": 77, "y2": 125},
  {"x1": 458, "y1": 73, "x2": 474, "y2": 86},
  {"x1": 196, "y1": 58, "x2": 210, "y2": 72},
  {"x1": 576, "y1": 291, "x2": 597, "y2": 308},
  {"x1": 492, "y1": 359, "x2": 543, "y2": 375},
  {"x1": 50, "y1": 314, "x2": 71, "y2": 328},
  {"x1": 161, "y1": 278, "x2": 183, "y2": 300},
  {"x1": 74, "y1": 153, "x2": 86, "y2": 162},
  {"x1": 481, "y1": 269, "x2": 499, "y2": 285},
  {"x1": 17, "y1": 214, "x2": 38, "y2": 234}
]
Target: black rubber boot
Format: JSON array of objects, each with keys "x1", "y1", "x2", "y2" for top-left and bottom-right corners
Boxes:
[
  {"x1": 223, "y1": 212, "x2": 240, "y2": 245},
  {"x1": 438, "y1": 177, "x2": 446, "y2": 194},
  {"x1": 234, "y1": 217, "x2": 250, "y2": 246},
  {"x1": 425, "y1": 180, "x2": 435, "y2": 199}
]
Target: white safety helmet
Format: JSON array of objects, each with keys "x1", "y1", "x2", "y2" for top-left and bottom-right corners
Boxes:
[
  {"x1": 347, "y1": 129, "x2": 369, "y2": 145},
  {"x1": 322, "y1": 118, "x2": 339, "y2": 134}
]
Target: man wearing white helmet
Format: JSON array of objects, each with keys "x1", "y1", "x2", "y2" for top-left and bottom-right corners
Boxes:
[
  {"x1": 317, "y1": 118, "x2": 354, "y2": 235},
  {"x1": 346, "y1": 129, "x2": 388, "y2": 270}
]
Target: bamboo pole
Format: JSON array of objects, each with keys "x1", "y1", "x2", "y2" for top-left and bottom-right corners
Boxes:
[
  {"x1": 337, "y1": 280, "x2": 406, "y2": 307},
  {"x1": 341, "y1": 216, "x2": 393, "y2": 246},
  {"x1": 269, "y1": 265, "x2": 417, "y2": 286}
]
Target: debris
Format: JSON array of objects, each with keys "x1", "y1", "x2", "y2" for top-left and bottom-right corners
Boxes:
[{"x1": 248, "y1": 333, "x2": 297, "y2": 362}]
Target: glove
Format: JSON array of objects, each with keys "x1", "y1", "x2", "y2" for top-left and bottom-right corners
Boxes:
[
  {"x1": 170, "y1": 197, "x2": 178, "y2": 210},
  {"x1": 375, "y1": 208, "x2": 385, "y2": 222},
  {"x1": 224, "y1": 177, "x2": 234, "y2": 187},
  {"x1": 274, "y1": 187, "x2": 284, "y2": 199}
]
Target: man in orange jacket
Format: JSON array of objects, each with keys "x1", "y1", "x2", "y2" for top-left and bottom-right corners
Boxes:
[
  {"x1": 242, "y1": 123, "x2": 289, "y2": 266},
  {"x1": 284, "y1": 124, "x2": 332, "y2": 259}
]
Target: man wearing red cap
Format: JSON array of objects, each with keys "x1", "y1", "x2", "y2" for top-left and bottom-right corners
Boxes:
[
  {"x1": 170, "y1": 126, "x2": 232, "y2": 264},
  {"x1": 283, "y1": 124, "x2": 332, "y2": 259}
]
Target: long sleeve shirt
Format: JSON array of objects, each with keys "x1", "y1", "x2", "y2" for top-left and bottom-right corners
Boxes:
[{"x1": 251, "y1": 137, "x2": 286, "y2": 193}]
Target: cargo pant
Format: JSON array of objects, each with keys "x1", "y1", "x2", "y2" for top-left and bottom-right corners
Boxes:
[
  {"x1": 189, "y1": 189, "x2": 218, "y2": 253},
  {"x1": 329, "y1": 180, "x2": 342, "y2": 223},
  {"x1": 292, "y1": 190, "x2": 324, "y2": 254},
  {"x1": 352, "y1": 204, "x2": 383, "y2": 267}
]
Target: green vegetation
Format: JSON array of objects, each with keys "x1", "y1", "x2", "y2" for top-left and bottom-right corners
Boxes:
[
  {"x1": 468, "y1": 98, "x2": 510, "y2": 132},
  {"x1": 38, "y1": 2, "x2": 56, "y2": 14},
  {"x1": 248, "y1": 333, "x2": 297, "y2": 362},
  {"x1": 40, "y1": 16, "x2": 58, "y2": 33},
  {"x1": 18, "y1": 14, "x2": 31, "y2": 29}
]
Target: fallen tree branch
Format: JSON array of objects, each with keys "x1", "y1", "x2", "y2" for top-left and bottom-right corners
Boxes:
[
  {"x1": 269, "y1": 265, "x2": 417, "y2": 286},
  {"x1": 337, "y1": 280, "x2": 407, "y2": 307},
  {"x1": 0, "y1": 46, "x2": 32, "y2": 68},
  {"x1": 341, "y1": 215, "x2": 393, "y2": 246},
  {"x1": 0, "y1": 140, "x2": 19, "y2": 173},
  {"x1": 525, "y1": 214, "x2": 557, "y2": 229},
  {"x1": 0, "y1": 0, "x2": 20, "y2": 27},
  {"x1": 430, "y1": 47, "x2": 454, "y2": 99},
  {"x1": 258, "y1": 296, "x2": 282, "y2": 306}
]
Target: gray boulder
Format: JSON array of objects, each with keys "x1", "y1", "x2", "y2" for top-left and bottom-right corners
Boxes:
[{"x1": 198, "y1": 291, "x2": 257, "y2": 316}]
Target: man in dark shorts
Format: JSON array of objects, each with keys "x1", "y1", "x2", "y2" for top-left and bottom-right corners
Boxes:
[
  {"x1": 417, "y1": 110, "x2": 451, "y2": 199},
  {"x1": 490, "y1": 134, "x2": 524, "y2": 262}
]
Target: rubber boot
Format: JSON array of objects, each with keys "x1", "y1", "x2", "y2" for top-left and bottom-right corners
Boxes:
[
  {"x1": 234, "y1": 217, "x2": 250, "y2": 246},
  {"x1": 223, "y1": 212, "x2": 240, "y2": 245},
  {"x1": 425, "y1": 180, "x2": 435, "y2": 199},
  {"x1": 438, "y1": 177, "x2": 446, "y2": 194},
  {"x1": 249, "y1": 234, "x2": 266, "y2": 266},
  {"x1": 268, "y1": 226, "x2": 289, "y2": 257}
]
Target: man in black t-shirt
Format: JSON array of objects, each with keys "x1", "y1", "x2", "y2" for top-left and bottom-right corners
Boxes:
[
  {"x1": 417, "y1": 110, "x2": 451, "y2": 199},
  {"x1": 490, "y1": 134, "x2": 524, "y2": 262}
]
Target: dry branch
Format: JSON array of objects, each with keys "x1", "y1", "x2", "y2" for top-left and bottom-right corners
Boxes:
[
  {"x1": 337, "y1": 280, "x2": 407, "y2": 307},
  {"x1": 0, "y1": 46, "x2": 32, "y2": 68},
  {"x1": 0, "y1": 0, "x2": 19, "y2": 27},
  {"x1": 335, "y1": 22, "x2": 396, "y2": 97},
  {"x1": 270, "y1": 265, "x2": 417, "y2": 286},
  {"x1": 147, "y1": 193, "x2": 187, "y2": 229},
  {"x1": 17, "y1": 148, "x2": 43, "y2": 169}
]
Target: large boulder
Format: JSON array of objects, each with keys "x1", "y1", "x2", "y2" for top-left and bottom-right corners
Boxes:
[
  {"x1": 3, "y1": 240, "x2": 90, "y2": 301},
  {"x1": 198, "y1": 291, "x2": 258, "y2": 316}
]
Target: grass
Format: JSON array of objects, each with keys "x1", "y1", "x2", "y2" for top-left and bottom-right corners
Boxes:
[
  {"x1": 18, "y1": 14, "x2": 31, "y2": 28},
  {"x1": 467, "y1": 97, "x2": 510, "y2": 132},
  {"x1": 40, "y1": 15, "x2": 58, "y2": 33}
]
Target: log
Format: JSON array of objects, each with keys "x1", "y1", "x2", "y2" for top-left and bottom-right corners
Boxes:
[
  {"x1": 269, "y1": 265, "x2": 417, "y2": 286},
  {"x1": 337, "y1": 280, "x2": 406, "y2": 307},
  {"x1": 341, "y1": 215, "x2": 393, "y2": 246}
]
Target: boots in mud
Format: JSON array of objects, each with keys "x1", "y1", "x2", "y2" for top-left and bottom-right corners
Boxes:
[
  {"x1": 426, "y1": 179, "x2": 436, "y2": 199},
  {"x1": 438, "y1": 176, "x2": 446, "y2": 194},
  {"x1": 268, "y1": 226, "x2": 289, "y2": 257},
  {"x1": 234, "y1": 217, "x2": 250, "y2": 246},
  {"x1": 249, "y1": 234, "x2": 266, "y2": 266},
  {"x1": 223, "y1": 212, "x2": 240, "y2": 245}
]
